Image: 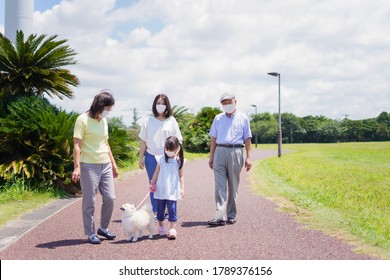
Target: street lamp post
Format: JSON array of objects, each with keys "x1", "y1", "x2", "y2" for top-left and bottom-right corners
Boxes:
[
  {"x1": 267, "y1": 72, "x2": 282, "y2": 157},
  {"x1": 250, "y1": 104, "x2": 258, "y2": 148}
]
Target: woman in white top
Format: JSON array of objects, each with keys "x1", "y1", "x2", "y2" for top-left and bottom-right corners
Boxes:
[{"x1": 138, "y1": 94, "x2": 183, "y2": 215}]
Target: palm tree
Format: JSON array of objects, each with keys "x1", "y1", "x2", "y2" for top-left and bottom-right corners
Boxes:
[
  {"x1": 0, "y1": 30, "x2": 79, "y2": 108},
  {"x1": 173, "y1": 105, "x2": 189, "y2": 122},
  {"x1": 173, "y1": 105, "x2": 192, "y2": 132}
]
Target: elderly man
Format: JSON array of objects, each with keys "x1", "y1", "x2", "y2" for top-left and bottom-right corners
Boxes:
[{"x1": 208, "y1": 92, "x2": 252, "y2": 226}]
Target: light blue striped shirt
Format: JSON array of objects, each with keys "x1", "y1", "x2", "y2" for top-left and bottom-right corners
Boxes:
[{"x1": 209, "y1": 111, "x2": 252, "y2": 145}]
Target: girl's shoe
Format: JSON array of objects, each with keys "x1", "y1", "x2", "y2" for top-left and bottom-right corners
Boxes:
[
  {"x1": 167, "y1": 228, "x2": 177, "y2": 240},
  {"x1": 158, "y1": 226, "x2": 167, "y2": 236}
]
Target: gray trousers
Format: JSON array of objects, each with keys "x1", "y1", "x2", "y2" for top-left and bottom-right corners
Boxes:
[
  {"x1": 80, "y1": 162, "x2": 115, "y2": 236},
  {"x1": 213, "y1": 147, "x2": 244, "y2": 221}
]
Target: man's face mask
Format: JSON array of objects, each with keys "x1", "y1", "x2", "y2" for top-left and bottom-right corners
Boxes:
[{"x1": 222, "y1": 103, "x2": 235, "y2": 114}]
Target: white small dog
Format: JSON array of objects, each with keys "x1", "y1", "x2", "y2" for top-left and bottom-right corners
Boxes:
[{"x1": 120, "y1": 202, "x2": 155, "y2": 242}]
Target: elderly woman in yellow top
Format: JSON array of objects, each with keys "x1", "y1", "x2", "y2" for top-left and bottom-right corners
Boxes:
[{"x1": 72, "y1": 90, "x2": 118, "y2": 245}]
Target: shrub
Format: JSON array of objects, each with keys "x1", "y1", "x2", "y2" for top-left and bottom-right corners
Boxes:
[
  {"x1": 183, "y1": 107, "x2": 221, "y2": 152},
  {"x1": 0, "y1": 97, "x2": 79, "y2": 193},
  {"x1": 107, "y1": 117, "x2": 137, "y2": 167}
]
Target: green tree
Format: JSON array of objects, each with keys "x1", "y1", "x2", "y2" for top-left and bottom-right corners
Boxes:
[
  {"x1": 130, "y1": 108, "x2": 141, "y2": 129},
  {"x1": 361, "y1": 119, "x2": 380, "y2": 141},
  {"x1": 254, "y1": 112, "x2": 278, "y2": 144},
  {"x1": 184, "y1": 107, "x2": 221, "y2": 152},
  {"x1": 340, "y1": 118, "x2": 380, "y2": 142},
  {"x1": 376, "y1": 124, "x2": 390, "y2": 141},
  {"x1": 340, "y1": 119, "x2": 364, "y2": 142},
  {"x1": 317, "y1": 120, "x2": 342, "y2": 143},
  {"x1": 301, "y1": 115, "x2": 329, "y2": 142},
  {"x1": 173, "y1": 105, "x2": 189, "y2": 121},
  {"x1": 173, "y1": 105, "x2": 194, "y2": 134},
  {"x1": 280, "y1": 113, "x2": 304, "y2": 143},
  {"x1": 0, "y1": 31, "x2": 79, "y2": 115},
  {"x1": 376, "y1": 112, "x2": 390, "y2": 128}
]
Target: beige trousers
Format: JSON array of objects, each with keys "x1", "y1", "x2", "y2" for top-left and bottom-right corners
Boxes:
[
  {"x1": 80, "y1": 162, "x2": 115, "y2": 236},
  {"x1": 213, "y1": 146, "x2": 244, "y2": 221}
]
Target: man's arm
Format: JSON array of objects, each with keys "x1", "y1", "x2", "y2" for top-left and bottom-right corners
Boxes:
[
  {"x1": 208, "y1": 137, "x2": 217, "y2": 169},
  {"x1": 244, "y1": 137, "x2": 252, "y2": 171}
]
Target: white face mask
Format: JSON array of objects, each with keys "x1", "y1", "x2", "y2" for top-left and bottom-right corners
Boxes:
[
  {"x1": 222, "y1": 104, "x2": 235, "y2": 114},
  {"x1": 100, "y1": 110, "x2": 110, "y2": 118},
  {"x1": 165, "y1": 150, "x2": 176, "y2": 158},
  {"x1": 156, "y1": 104, "x2": 166, "y2": 114}
]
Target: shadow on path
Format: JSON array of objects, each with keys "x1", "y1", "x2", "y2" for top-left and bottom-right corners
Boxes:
[
  {"x1": 181, "y1": 221, "x2": 209, "y2": 228},
  {"x1": 36, "y1": 239, "x2": 86, "y2": 249}
]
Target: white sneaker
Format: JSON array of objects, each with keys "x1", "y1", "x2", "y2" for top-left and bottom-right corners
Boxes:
[
  {"x1": 158, "y1": 226, "x2": 167, "y2": 236},
  {"x1": 167, "y1": 228, "x2": 177, "y2": 240}
]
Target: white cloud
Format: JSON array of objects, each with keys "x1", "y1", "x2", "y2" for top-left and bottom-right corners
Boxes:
[{"x1": 3, "y1": 0, "x2": 390, "y2": 124}]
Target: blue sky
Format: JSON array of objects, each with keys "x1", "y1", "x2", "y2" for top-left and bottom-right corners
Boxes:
[
  {"x1": 35, "y1": 0, "x2": 60, "y2": 11},
  {"x1": 1, "y1": 0, "x2": 390, "y2": 125}
]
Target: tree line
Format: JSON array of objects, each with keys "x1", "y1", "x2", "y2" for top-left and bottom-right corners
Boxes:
[
  {"x1": 172, "y1": 108, "x2": 390, "y2": 152},
  {"x1": 251, "y1": 111, "x2": 390, "y2": 144}
]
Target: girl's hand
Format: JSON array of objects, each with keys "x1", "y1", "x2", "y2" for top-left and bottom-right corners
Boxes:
[
  {"x1": 180, "y1": 189, "x2": 184, "y2": 199},
  {"x1": 150, "y1": 183, "x2": 156, "y2": 192}
]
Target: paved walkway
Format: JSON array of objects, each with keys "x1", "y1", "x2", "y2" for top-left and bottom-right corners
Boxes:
[{"x1": 0, "y1": 150, "x2": 376, "y2": 260}]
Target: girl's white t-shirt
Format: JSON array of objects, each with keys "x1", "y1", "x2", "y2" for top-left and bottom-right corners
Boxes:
[
  {"x1": 154, "y1": 155, "x2": 181, "y2": 201},
  {"x1": 138, "y1": 116, "x2": 183, "y2": 156}
]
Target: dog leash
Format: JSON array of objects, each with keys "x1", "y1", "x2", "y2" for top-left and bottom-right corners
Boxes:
[{"x1": 135, "y1": 191, "x2": 151, "y2": 210}]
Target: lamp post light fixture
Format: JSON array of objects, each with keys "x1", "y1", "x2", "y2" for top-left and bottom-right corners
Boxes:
[
  {"x1": 250, "y1": 104, "x2": 258, "y2": 148},
  {"x1": 267, "y1": 72, "x2": 282, "y2": 157}
]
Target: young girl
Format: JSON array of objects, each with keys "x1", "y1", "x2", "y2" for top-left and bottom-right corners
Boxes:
[{"x1": 150, "y1": 136, "x2": 184, "y2": 240}]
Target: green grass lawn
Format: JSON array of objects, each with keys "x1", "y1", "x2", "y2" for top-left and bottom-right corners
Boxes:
[
  {"x1": 0, "y1": 178, "x2": 62, "y2": 227},
  {"x1": 252, "y1": 142, "x2": 390, "y2": 259}
]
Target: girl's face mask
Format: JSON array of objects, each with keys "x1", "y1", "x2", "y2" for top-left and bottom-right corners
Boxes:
[{"x1": 165, "y1": 149, "x2": 178, "y2": 158}]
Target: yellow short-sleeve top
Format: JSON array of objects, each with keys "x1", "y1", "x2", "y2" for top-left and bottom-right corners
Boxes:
[{"x1": 73, "y1": 113, "x2": 110, "y2": 164}]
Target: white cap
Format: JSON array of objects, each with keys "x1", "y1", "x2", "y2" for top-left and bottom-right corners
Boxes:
[{"x1": 220, "y1": 92, "x2": 236, "y2": 102}]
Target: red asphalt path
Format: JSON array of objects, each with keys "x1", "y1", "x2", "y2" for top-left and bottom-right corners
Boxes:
[{"x1": 0, "y1": 150, "x2": 375, "y2": 260}]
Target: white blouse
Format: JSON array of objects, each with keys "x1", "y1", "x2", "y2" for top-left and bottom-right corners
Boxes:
[{"x1": 138, "y1": 116, "x2": 183, "y2": 156}]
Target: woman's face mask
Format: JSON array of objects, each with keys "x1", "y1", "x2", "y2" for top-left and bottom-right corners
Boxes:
[
  {"x1": 156, "y1": 104, "x2": 166, "y2": 114},
  {"x1": 100, "y1": 109, "x2": 110, "y2": 118}
]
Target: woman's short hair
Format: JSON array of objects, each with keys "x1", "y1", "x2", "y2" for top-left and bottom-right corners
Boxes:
[
  {"x1": 89, "y1": 89, "x2": 115, "y2": 118},
  {"x1": 152, "y1": 93, "x2": 173, "y2": 118}
]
